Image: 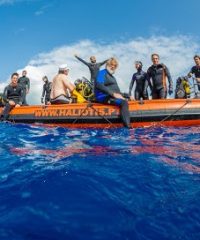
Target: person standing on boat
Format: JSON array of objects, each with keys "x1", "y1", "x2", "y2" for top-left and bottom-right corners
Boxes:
[
  {"x1": 41, "y1": 76, "x2": 52, "y2": 105},
  {"x1": 1, "y1": 73, "x2": 23, "y2": 121},
  {"x1": 188, "y1": 55, "x2": 200, "y2": 92},
  {"x1": 129, "y1": 61, "x2": 150, "y2": 100},
  {"x1": 146, "y1": 54, "x2": 173, "y2": 99},
  {"x1": 95, "y1": 58, "x2": 131, "y2": 128},
  {"x1": 50, "y1": 64, "x2": 86, "y2": 104},
  {"x1": 74, "y1": 55, "x2": 108, "y2": 86},
  {"x1": 18, "y1": 70, "x2": 30, "y2": 105}
]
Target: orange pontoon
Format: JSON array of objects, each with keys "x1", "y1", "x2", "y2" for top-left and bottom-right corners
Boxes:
[{"x1": 1, "y1": 99, "x2": 200, "y2": 128}]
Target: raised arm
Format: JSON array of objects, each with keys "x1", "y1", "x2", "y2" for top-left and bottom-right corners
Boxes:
[
  {"x1": 99, "y1": 59, "x2": 109, "y2": 67},
  {"x1": 75, "y1": 55, "x2": 90, "y2": 67}
]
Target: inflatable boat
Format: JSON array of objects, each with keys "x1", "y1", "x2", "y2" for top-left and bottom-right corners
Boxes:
[{"x1": 1, "y1": 99, "x2": 200, "y2": 128}]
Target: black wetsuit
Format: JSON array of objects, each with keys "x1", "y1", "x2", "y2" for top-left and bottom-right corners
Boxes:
[
  {"x1": 42, "y1": 81, "x2": 52, "y2": 104},
  {"x1": 188, "y1": 65, "x2": 200, "y2": 91},
  {"x1": 146, "y1": 63, "x2": 173, "y2": 99},
  {"x1": 129, "y1": 69, "x2": 149, "y2": 100},
  {"x1": 95, "y1": 69, "x2": 130, "y2": 128},
  {"x1": 18, "y1": 76, "x2": 30, "y2": 105},
  {"x1": 1, "y1": 84, "x2": 23, "y2": 120},
  {"x1": 0, "y1": 93, "x2": 4, "y2": 107},
  {"x1": 75, "y1": 56, "x2": 107, "y2": 85}
]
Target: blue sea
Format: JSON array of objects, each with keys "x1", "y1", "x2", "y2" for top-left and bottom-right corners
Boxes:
[{"x1": 0, "y1": 123, "x2": 200, "y2": 240}]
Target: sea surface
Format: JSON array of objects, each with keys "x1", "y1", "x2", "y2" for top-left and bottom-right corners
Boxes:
[{"x1": 0, "y1": 123, "x2": 200, "y2": 240}]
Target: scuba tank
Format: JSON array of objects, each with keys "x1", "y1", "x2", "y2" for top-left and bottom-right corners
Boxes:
[
  {"x1": 74, "y1": 77, "x2": 94, "y2": 101},
  {"x1": 175, "y1": 76, "x2": 190, "y2": 99}
]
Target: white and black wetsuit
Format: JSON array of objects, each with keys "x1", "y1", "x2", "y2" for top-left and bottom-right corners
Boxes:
[
  {"x1": 146, "y1": 64, "x2": 173, "y2": 99},
  {"x1": 75, "y1": 56, "x2": 108, "y2": 85},
  {"x1": 42, "y1": 81, "x2": 52, "y2": 104},
  {"x1": 1, "y1": 84, "x2": 23, "y2": 120},
  {"x1": 50, "y1": 94, "x2": 71, "y2": 104},
  {"x1": 129, "y1": 69, "x2": 149, "y2": 100}
]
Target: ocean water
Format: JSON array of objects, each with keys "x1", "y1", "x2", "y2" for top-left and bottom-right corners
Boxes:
[{"x1": 0, "y1": 123, "x2": 200, "y2": 240}]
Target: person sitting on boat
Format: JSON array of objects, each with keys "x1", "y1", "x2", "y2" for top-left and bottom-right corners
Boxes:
[
  {"x1": 95, "y1": 58, "x2": 132, "y2": 128},
  {"x1": 188, "y1": 55, "x2": 200, "y2": 92},
  {"x1": 50, "y1": 64, "x2": 86, "y2": 104},
  {"x1": 129, "y1": 61, "x2": 150, "y2": 100},
  {"x1": 1, "y1": 72, "x2": 23, "y2": 121},
  {"x1": 74, "y1": 54, "x2": 108, "y2": 86},
  {"x1": 18, "y1": 70, "x2": 30, "y2": 105},
  {"x1": 41, "y1": 76, "x2": 52, "y2": 105},
  {"x1": 146, "y1": 53, "x2": 173, "y2": 99},
  {"x1": 175, "y1": 76, "x2": 191, "y2": 99}
]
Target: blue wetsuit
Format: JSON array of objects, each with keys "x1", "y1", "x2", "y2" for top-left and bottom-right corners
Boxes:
[{"x1": 95, "y1": 69, "x2": 130, "y2": 127}]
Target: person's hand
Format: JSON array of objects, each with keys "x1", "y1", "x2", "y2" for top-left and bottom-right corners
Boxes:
[
  {"x1": 26, "y1": 89, "x2": 29, "y2": 94},
  {"x1": 8, "y1": 100, "x2": 15, "y2": 106},
  {"x1": 47, "y1": 101, "x2": 51, "y2": 105},
  {"x1": 113, "y1": 93, "x2": 125, "y2": 99},
  {"x1": 188, "y1": 73, "x2": 193, "y2": 78},
  {"x1": 129, "y1": 96, "x2": 134, "y2": 101},
  {"x1": 168, "y1": 89, "x2": 173, "y2": 95},
  {"x1": 15, "y1": 104, "x2": 20, "y2": 108}
]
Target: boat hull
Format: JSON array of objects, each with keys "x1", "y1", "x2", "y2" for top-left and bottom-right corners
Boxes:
[{"x1": 1, "y1": 99, "x2": 200, "y2": 128}]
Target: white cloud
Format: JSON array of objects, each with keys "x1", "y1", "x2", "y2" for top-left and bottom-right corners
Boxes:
[
  {"x1": 0, "y1": 0, "x2": 35, "y2": 6},
  {"x1": 0, "y1": 0, "x2": 15, "y2": 5},
  {"x1": 35, "y1": 3, "x2": 52, "y2": 16},
  {"x1": 6, "y1": 35, "x2": 200, "y2": 104}
]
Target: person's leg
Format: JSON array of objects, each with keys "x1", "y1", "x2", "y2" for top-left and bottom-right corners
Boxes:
[
  {"x1": 152, "y1": 90, "x2": 158, "y2": 99},
  {"x1": 50, "y1": 95, "x2": 71, "y2": 104},
  {"x1": 134, "y1": 90, "x2": 140, "y2": 100},
  {"x1": 142, "y1": 91, "x2": 149, "y2": 100},
  {"x1": 159, "y1": 88, "x2": 167, "y2": 99},
  {"x1": 108, "y1": 98, "x2": 130, "y2": 128},
  {"x1": 1, "y1": 103, "x2": 13, "y2": 121}
]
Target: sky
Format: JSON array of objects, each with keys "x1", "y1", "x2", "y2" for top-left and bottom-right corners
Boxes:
[{"x1": 0, "y1": 0, "x2": 200, "y2": 103}]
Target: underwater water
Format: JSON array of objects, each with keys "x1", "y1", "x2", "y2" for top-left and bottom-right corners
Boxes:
[{"x1": 0, "y1": 123, "x2": 199, "y2": 240}]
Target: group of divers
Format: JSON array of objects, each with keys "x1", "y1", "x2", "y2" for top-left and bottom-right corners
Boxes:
[{"x1": 0, "y1": 53, "x2": 200, "y2": 128}]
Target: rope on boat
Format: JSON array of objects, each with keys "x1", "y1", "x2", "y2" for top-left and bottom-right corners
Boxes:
[
  {"x1": 72, "y1": 102, "x2": 113, "y2": 125},
  {"x1": 160, "y1": 99, "x2": 191, "y2": 123}
]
